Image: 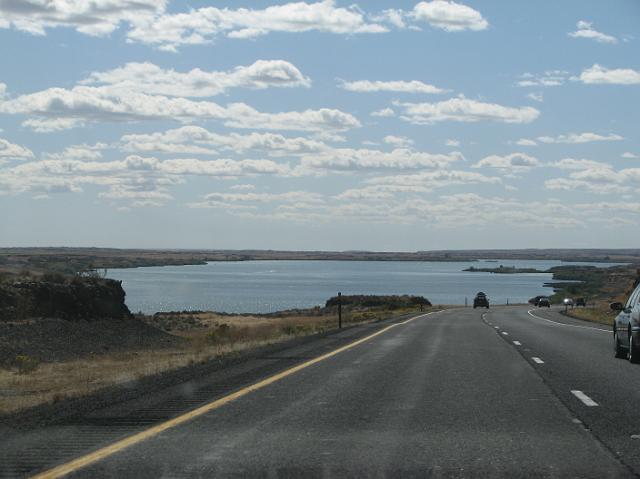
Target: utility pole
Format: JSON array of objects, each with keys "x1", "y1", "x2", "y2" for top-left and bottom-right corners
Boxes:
[{"x1": 338, "y1": 292, "x2": 342, "y2": 329}]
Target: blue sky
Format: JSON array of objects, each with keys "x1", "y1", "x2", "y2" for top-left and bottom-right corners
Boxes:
[{"x1": 0, "y1": 0, "x2": 639, "y2": 250}]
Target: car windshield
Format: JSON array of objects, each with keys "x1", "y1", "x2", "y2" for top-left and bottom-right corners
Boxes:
[{"x1": 2, "y1": 2, "x2": 639, "y2": 477}]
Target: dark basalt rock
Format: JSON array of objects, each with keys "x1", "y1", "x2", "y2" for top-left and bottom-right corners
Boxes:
[
  {"x1": 0, "y1": 277, "x2": 131, "y2": 321},
  {"x1": 325, "y1": 294, "x2": 431, "y2": 309}
]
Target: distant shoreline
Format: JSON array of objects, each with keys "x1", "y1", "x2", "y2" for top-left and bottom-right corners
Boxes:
[{"x1": 1, "y1": 246, "x2": 638, "y2": 277}]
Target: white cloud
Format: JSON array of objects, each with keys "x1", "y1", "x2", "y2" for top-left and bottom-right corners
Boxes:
[
  {"x1": 544, "y1": 178, "x2": 624, "y2": 195},
  {"x1": 550, "y1": 158, "x2": 612, "y2": 170},
  {"x1": 333, "y1": 170, "x2": 500, "y2": 200},
  {"x1": 157, "y1": 158, "x2": 290, "y2": 177},
  {"x1": 517, "y1": 71, "x2": 569, "y2": 88},
  {"x1": 445, "y1": 139, "x2": 460, "y2": 147},
  {"x1": 0, "y1": 138, "x2": 34, "y2": 161},
  {"x1": 230, "y1": 184, "x2": 256, "y2": 191},
  {"x1": 399, "y1": 97, "x2": 540, "y2": 124},
  {"x1": 0, "y1": 0, "x2": 163, "y2": 36},
  {"x1": 544, "y1": 164, "x2": 640, "y2": 194},
  {"x1": 299, "y1": 147, "x2": 462, "y2": 172},
  {"x1": 340, "y1": 79, "x2": 446, "y2": 94},
  {"x1": 369, "y1": 9, "x2": 407, "y2": 29},
  {"x1": 80, "y1": 60, "x2": 310, "y2": 97},
  {"x1": 223, "y1": 103, "x2": 361, "y2": 132},
  {"x1": 568, "y1": 21, "x2": 618, "y2": 44},
  {"x1": 515, "y1": 138, "x2": 537, "y2": 146},
  {"x1": 383, "y1": 135, "x2": 414, "y2": 148},
  {"x1": 0, "y1": 85, "x2": 360, "y2": 132},
  {"x1": 527, "y1": 92, "x2": 543, "y2": 102},
  {"x1": 537, "y1": 132, "x2": 624, "y2": 144},
  {"x1": 473, "y1": 153, "x2": 540, "y2": 172},
  {"x1": 579, "y1": 64, "x2": 640, "y2": 85},
  {"x1": 120, "y1": 126, "x2": 328, "y2": 157},
  {"x1": 411, "y1": 1, "x2": 488, "y2": 32},
  {"x1": 371, "y1": 107, "x2": 395, "y2": 117},
  {"x1": 126, "y1": 1, "x2": 387, "y2": 51},
  {"x1": 43, "y1": 144, "x2": 107, "y2": 161},
  {"x1": 0, "y1": 154, "x2": 291, "y2": 200},
  {"x1": 365, "y1": 169, "x2": 499, "y2": 189},
  {"x1": 0, "y1": 1, "x2": 489, "y2": 53},
  {"x1": 21, "y1": 117, "x2": 83, "y2": 133},
  {"x1": 202, "y1": 190, "x2": 319, "y2": 203},
  {"x1": 622, "y1": 152, "x2": 637, "y2": 159}
]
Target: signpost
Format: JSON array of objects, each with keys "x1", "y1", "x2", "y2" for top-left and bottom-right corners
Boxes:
[{"x1": 338, "y1": 292, "x2": 342, "y2": 329}]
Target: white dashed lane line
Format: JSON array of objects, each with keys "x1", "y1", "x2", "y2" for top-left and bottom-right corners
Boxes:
[
  {"x1": 513, "y1": 341, "x2": 521, "y2": 346},
  {"x1": 532, "y1": 357, "x2": 544, "y2": 364},
  {"x1": 501, "y1": 331, "x2": 509, "y2": 336},
  {"x1": 571, "y1": 390, "x2": 599, "y2": 407}
]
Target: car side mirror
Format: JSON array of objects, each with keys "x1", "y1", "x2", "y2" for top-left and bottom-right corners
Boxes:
[{"x1": 610, "y1": 302, "x2": 624, "y2": 311}]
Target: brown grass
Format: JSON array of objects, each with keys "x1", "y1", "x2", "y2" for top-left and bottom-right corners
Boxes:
[
  {"x1": 563, "y1": 302, "x2": 616, "y2": 326},
  {"x1": 0, "y1": 306, "x2": 432, "y2": 416}
]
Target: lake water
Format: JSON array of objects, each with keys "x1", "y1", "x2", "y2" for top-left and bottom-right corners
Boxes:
[{"x1": 106, "y1": 259, "x2": 623, "y2": 314}]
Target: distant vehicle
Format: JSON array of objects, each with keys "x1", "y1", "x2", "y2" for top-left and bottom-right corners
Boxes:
[
  {"x1": 563, "y1": 298, "x2": 574, "y2": 306},
  {"x1": 576, "y1": 297, "x2": 586, "y2": 307},
  {"x1": 529, "y1": 295, "x2": 547, "y2": 306},
  {"x1": 611, "y1": 283, "x2": 640, "y2": 363},
  {"x1": 538, "y1": 297, "x2": 551, "y2": 308},
  {"x1": 473, "y1": 292, "x2": 489, "y2": 309}
]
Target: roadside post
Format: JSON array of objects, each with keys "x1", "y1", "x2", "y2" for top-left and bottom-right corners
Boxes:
[{"x1": 338, "y1": 292, "x2": 342, "y2": 329}]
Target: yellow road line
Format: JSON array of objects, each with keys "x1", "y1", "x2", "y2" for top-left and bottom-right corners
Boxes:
[{"x1": 31, "y1": 310, "x2": 442, "y2": 479}]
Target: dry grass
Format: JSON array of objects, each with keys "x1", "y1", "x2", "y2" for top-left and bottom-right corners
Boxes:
[
  {"x1": 563, "y1": 302, "x2": 616, "y2": 326},
  {"x1": 0, "y1": 306, "x2": 430, "y2": 416},
  {"x1": 0, "y1": 341, "x2": 283, "y2": 415}
]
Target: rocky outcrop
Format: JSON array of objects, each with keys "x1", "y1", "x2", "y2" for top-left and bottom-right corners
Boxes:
[
  {"x1": 0, "y1": 277, "x2": 132, "y2": 321},
  {"x1": 325, "y1": 294, "x2": 431, "y2": 309}
]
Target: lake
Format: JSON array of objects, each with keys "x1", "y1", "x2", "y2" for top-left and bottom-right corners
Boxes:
[{"x1": 106, "y1": 259, "x2": 623, "y2": 314}]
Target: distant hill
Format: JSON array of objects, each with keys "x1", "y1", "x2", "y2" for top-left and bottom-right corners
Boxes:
[{"x1": 1, "y1": 247, "x2": 638, "y2": 277}]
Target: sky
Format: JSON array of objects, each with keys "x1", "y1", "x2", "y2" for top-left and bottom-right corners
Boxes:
[{"x1": 0, "y1": 0, "x2": 639, "y2": 251}]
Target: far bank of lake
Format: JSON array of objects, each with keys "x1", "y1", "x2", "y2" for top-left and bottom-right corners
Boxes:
[{"x1": 106, "y1": 259, "x2": 625, "y2": 314}]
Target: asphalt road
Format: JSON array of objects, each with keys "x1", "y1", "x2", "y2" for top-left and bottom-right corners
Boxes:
[{"x1": 3, "y1": 307, "x2": 638, "y2": 478}]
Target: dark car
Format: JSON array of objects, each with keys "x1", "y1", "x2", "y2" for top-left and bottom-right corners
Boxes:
[
  {"x1": 473, "y1": 292, "x2": 489, "y2": 309},
  {"x1": 529, "y1": 295, "x2": 546, "y2": 306},
  {"x1": 612, "y1": 284, "x2": 640, "y2": 363},
  {"x1": 576, "y1": 297, "x2": 586, "y2": 307},
  {"x1": 538, "y1": 297, "x2": 550, "y2": 308}
]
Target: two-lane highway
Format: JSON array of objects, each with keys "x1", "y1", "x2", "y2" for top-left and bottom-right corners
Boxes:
[
  {"x1": 14, "y1": 307, "x2": 632, "y2": 478},
  {"x1": 484, "y1": 306, "x2": 640, "y2": 475}
]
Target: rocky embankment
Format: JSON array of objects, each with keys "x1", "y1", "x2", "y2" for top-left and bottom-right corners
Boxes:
[
  {"x1": 0, "y1": 276, "x2": 182, "y2": 366},
  {"x1": 0, "y1": 276, "x2": 131, "y2": 321}
]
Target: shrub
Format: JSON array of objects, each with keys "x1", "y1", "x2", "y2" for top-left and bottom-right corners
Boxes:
[
  {"x1": 206, "y1": 323, "x2": 231, "y2": 343},
  {"x1": 15, "y1": 355, "x2": 39, "y2": 374},
  {"x1": 42, "y1": 272, "x2": 68, "y2": 284},
  {"x1": 281, "y1": 325, "x2": 297, "y2": 335}
]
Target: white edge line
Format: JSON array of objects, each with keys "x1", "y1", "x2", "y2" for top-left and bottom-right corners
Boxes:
[
  {"x1": 527, "y1": 310, "x2": 610, "y2": 333},
  {"x1": 571, "y1": 390, "x2": 599, "y2": 406}
]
